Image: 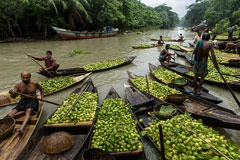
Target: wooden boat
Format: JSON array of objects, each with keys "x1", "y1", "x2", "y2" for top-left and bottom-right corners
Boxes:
[
  {"x1": 38, "y1": 56, "x2": 136, "y2": 78},
  {"x1": 148, "y1": 63, "x2": 223, "y2": 104},
  {"x1": 15, "y1": 78, "x2": 98, "y2": 160},
  {"x1": 216, "y1": 37, "x2": 239, "y2": 41},
  {"x1": 160, "y1": 61, "x2": 240, "y2": 91},
  {"x1": 44, "y1": 78, "x2": 98, "y2": 128},
  {"x1": 174, "y1": 51, "x2": 186, "y2": 58},
  {"x1": 151, "y1": 38, "x2": 185, "y2": 42},
  {"x1": 175, "y1": 53, "x2": 240, "y2": 77},
  {"x1": 132, "y1": 44, "x2": 162, "y2": 49},
  {"x1": 169, "y1": 46, "x2": 182, "y2": 52},
  {"x1": 178, "y1": 45, "x2": 193, "y2": 52},
  {"x1": 0, "y1": 101, "x2": 43, "y2": 160},
  {"x1": 0, "y1": 73, "x2": 91, "y2": 107},
  {"x1": 219, "y1": 59, "x2": 240, "y2": 68},
  {"x1": 52, "y1": 26, "x2": 118, "y2": 40},
  {"x1": 88, "y1": 88, "x2": 146, "y2": 159},
  {"x1": 127, "y1": 72, "x2": 240, "y2": 130},
  {"x1": 188, "y1": 42, "x2": 194, "y2": 47}
]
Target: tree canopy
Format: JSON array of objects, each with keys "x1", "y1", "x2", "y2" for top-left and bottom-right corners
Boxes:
[
  {"x1": 181, "y1": 0, "x2": 240, "y2": 34},
  {"x1": 0, "y1": 0, "x2": 179, "y2": 40}
]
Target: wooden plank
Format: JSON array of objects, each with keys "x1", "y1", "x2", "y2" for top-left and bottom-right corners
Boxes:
[{"x1": 44, "y1": 121, "x2": 92, "y2": 128}]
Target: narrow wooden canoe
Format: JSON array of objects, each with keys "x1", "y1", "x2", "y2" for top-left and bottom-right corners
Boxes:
[
  {"x1": 178, "y1": 45, "x2": 193, "y2": 52},
  {"x1": 160, "y1": 61, "x2": 240, "y2": 91},
  {"x1": 0, "y1": 73, "x2": 91, "y2": 107},
  {"x1": 188, "y1": 42, "x2": 194, "y2": 47},
  {"x1": 15, "y1": 78, "x2": 98, "y2": 160},
  {"x1": 148, "y1": 63, "x2": 223, "y2": 104},
  {"x1": 127, "y1": 72, "x2": 240, "y2": 130},
  {"x1": 52, "y1": 26, "x2": 118, "y2": 40},
  {"x1": 175, "y1": 51, "x2": 186, "y2": 58},
  {"x1": 88, "y1": 88, "x2": 147, "y2": 159},
  {"x1": 169, "y1": 46, "x2": 182, "y2": 52},
  {"x1": 0, "y1": 101, "x2": 43, "y2": 160},
  {"x1": 219, "y1": 61, "x2": 240, "y2": 68},
  {"x1": 132, "y1": 44, "x2": 162, "y2": 49},
  {"x1": 151, "y1": 38, "x2": 185, "y2": 42},
  {"x1": 44, "y1": 78, "x2": 98, "y2": 128},
  {"x1": 37, "y1": 56, "x2": 136, "y2": 78}
]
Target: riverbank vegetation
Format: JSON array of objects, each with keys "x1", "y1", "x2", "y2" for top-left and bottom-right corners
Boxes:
[
  {"x1": 180, "y1": 0, "x2": 240, "y2": 35},
  {"x1": 0, "y1": 0, "x2": 179, "y2": 40}
]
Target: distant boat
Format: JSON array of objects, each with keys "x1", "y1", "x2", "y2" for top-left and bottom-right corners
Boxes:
[{"x1": 52, "y1": 26, "x2": 118, "y2": 40}]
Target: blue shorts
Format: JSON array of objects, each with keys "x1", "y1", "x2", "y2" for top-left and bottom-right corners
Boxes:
[{"x1": 159, "y1": 56, "x2": 165, "y2": 62}]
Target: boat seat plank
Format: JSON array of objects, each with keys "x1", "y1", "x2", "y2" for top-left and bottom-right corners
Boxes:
[
  {"x1": 24, "y1": 135, "x2": 87, "y2": 160},
  {"x1": 205, "y1": 110, "x2": 240, "y2": 123},
  {"x1": 182, "y1": 102, "x2": 208, "y2": 113},
  {"x1": 171, "y1": 66, "x2": 189, "y2": 74}
]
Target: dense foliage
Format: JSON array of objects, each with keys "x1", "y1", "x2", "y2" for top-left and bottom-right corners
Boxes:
[
  {"x1": 0, "y1": 0, "x2": 179, "y2": 40},
  {"x1": 182, "y1": 0, "x2": 240, "y2": 34}
]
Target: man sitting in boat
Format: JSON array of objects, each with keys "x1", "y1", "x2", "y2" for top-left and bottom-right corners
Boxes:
[
  {"x1": 159, "y1": 44, "x2": 174, "y2": 63},
  {"x1": 193, "y1": 33, "x2": 218, "y2": 94},
  {"x1": 157, "y1": 36, "x2": 165, "y2": 45},
  {"x1": 178, "y1": 34, "x2": 184, "y2": 41},
  {"x1": 8, "y1": 71, "x2": 44, "y2": 134},
  {"x1": 27, "y1": 51, "x2": 60, "y2": 73}
]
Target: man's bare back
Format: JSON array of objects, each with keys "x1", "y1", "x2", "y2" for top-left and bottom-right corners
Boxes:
[{"x1": 202, "y1": 41, "x2": 214, "y2": 61}]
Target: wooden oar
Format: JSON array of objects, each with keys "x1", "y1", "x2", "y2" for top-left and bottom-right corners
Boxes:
[
  {"x1": 23, "y1": 51, "x2": 54, "y2": 78},
  {"x1": 15, "y1": 92, "x2": 60, "y2": 106},
  {"x1": 145, "y1": 75, "x2": 150, "y2": 93},
  {"x1": 159, "y1": 125, "x2": 166, "y2": 160},
  {"x1": 209, "y1": 55, "x2": 240, "y2": 108}
]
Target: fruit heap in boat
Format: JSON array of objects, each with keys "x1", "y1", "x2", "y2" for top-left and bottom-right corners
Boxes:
[
  {"x1": 83, "y1": 58, "x2": 127, "y2": 71},
  {"x1": 152, "y1": 67, "x2": 186, "y2": 85},
  {"x1": 131, "y1": 77, "x2": 181, "y2": 99},
  {"x1": 47, "y1": 92, "x2": 98, "y2": 124},
  {"x1": 39, "y1": 76, "x2": 76, "y2": 95},
  {"x1": 144, "y1": 113, "x2": 240, "y2": 160},
  {"x1": 170, "y1": 44, "x2": 181, "y2": 50},
  {"x1": 91, "y1": 98, "x2": 142, "y2": 152},
  {"x1": 134, "y1": 44, "x2": 153, "y2": 48}
]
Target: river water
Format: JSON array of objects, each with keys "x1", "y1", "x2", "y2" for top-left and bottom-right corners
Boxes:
[{"x1": 0, "y1": 28, "x2": 239, "y2": 159}]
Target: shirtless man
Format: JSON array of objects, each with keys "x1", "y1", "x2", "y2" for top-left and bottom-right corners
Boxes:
[
  {"x1": 27, "y1": 51, "x2": 60, "y2": 73},
  {"x1": 8, "y1": 71, "x2": 44, "y2": 133},
  {"x1": 178, "y1": 34, "x2": 184, "y2": 41},
  {"x1": 157, "y1": 36, "x2": 165, "y2": 45},
  {"x1": 159, "y1": 44, "x2": 174, "y2": 63},
  {"x1": 193, "y1": 33, "x2": 218, "y2": 94}
]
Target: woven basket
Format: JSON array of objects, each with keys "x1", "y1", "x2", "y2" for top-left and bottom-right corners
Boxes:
[
  {"x1": 153, "y1": 103, "x2": 177, "y2": 120},
  {"x1": 0, "y1": 117, "x2": 15, "y2": 140},
  {"x1": 171, "y1": 78, "x2": 187, "y2": 88},
  {"x1": 83, "y1": 148, "x2": 116, "y2": 160},
  {"x1": 43, "y1": 131, "x2": 74, "y2": 154},
  {"x1": 166, "y1": 94, "x2": 187, "y2": 104}
]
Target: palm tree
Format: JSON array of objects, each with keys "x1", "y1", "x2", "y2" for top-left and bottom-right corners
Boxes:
[{"x1": 55, "y1": 0, "x2": 92, "y2": 29}]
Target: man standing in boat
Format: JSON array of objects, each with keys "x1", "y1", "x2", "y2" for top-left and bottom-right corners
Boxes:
[
  {"x1": 193, "y1": 33, "x2": 219, "y2": 94},
  {"x1": 27, "y1": 51, "x2": 60, "y2": 73},
  {"x1": 8, "y1": 71, "x2": 44, "y2": 134}
]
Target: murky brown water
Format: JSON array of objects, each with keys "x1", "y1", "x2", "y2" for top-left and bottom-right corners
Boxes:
[{"x1": 0, "y1": 28, "x2": 239, "y2": 159}]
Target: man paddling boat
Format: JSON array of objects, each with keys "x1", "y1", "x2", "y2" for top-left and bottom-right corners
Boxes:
[
  {"x1": 8, "y1": 71, "x2": 44, "y2": 134},
  {"x1": 27, "y1": 51, "x2": 60, "y2": 73},
  {"x1": 178, "y1": 33, "x2": 184, "y2": 41},
  {"x1": 193, "y1": 33, "x2": 218, "y2": 94},
  {"x1": 157, "y1": 35, "x2": 165, "y2": 45}
]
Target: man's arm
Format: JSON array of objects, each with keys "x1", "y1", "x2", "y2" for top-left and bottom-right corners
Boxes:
[
  {"x1": 27, "y1": 54, "x2": 45, "y2": 61},
  {"x1": 210, "y1": 43, "x2": 219, "y2": 69},
  {"x1": 9, "y1": 84, "x2": 19, "y2": 98},
  {"x1": 36, "y1": 82, "x2": 44, "y2": 100}
]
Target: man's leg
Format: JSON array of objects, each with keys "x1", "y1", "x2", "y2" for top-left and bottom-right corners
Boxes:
[
  {"x1": 193, "y1": 75, "x2": 198, "y2": 93},
  {"x1": 198, "y1": 73, "x2": 207, "y2": 92},
  {"x1": 8, "y1": 109, "x2": 18, "y2": 118},
  {"x1": 18, "y1": 108, "x2": 32, "y2": 134}
]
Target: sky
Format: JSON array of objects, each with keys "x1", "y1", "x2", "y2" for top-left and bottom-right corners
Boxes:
[{"x1": 141, "y1": 0, "x2": 196, "y2": 18}]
